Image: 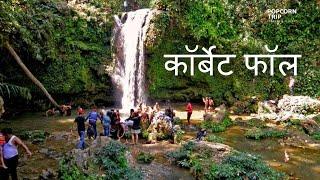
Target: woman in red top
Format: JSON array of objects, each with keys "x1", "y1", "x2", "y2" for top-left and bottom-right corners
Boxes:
[
  {"x1": 186, "y1": 102, "x2": 193, "y2": 125},
  {"x1": 0, "y1": 132, "x2": 7, "y2": 169}
]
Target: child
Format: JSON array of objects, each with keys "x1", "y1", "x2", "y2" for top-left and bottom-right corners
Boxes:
[{"x1": 0, "y1": 132, "x2": 7, "y2": 169}]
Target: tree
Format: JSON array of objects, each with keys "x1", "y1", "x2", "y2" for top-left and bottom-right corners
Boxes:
[{"x1": 4, "y1": 41, "x2": 60, "y2": 108}]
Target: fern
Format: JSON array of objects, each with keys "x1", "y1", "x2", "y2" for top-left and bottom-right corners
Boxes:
[{"x1": 0, "y1": 83, "x2": 31, "y2": 100}]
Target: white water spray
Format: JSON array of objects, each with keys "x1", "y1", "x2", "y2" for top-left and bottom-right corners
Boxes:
[{"x1": 112, "y1": 9, "x2": 153, "y2": 109}]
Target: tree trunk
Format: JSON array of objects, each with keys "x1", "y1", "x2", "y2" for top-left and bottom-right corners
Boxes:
[{"x1": 5, "y1": 41, "x2": 60, "y2": 108}]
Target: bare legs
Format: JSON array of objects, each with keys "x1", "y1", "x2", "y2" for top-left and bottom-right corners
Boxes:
[{"x1": 131, "y1": 133, "x2": 139, "y2": 144}]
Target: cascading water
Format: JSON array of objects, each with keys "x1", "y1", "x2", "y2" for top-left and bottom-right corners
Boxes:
[{"x1": 112, "y1": 9, "x2": 153, "y2": 109}]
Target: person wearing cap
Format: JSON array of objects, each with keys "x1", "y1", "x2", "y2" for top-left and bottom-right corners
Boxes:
[{"x1": 74, "y1": 108, "x2": 86, "y2": 149}]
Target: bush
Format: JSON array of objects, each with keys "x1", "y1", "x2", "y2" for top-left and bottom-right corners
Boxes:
[
  {"x1": 201, "y1": 115, "x2": 233, "y2": 133},
  {"x1": 289, "y1": 119, "x2": 301, "y2": 126},
  {"x1": 94, "y1": 140, "x2": 142, "y2": 179},
  {"x1": 245, "y1": 128, "x2": 288, "y2": 140},
  {"x1": 167, "y1": 141, "x2": 195, "y2": 164},
  {"x1": 142, "y1": 130, "x2": 149, "y2": 139},
  {"x1": 59, "y1": 157, "x2": 99, "y2": 180},
  {"x1": 311, "y1": 132, "x2": 320, "y2": 140},
  {"x1": 137, "y1": 152, "x2": 155, "y2": 164},
  {"x1": 205, "y1": 134, "x2": 224, "y2": 143},
  {"x1": 18, "y1": 130, "x2": 49, "y2": 144},
  {"x1": 175, "y1": 129, "x2": 185, "y2": 143},
  {"x1": 205, "y1": 152, "x2": 286, "y2": 179},
  {"x1": 169, "y1": 141, "x2": 285, "y2": 179},
  {"x1": 247, "y1": 118, "x2": 267, "y2": 128}
]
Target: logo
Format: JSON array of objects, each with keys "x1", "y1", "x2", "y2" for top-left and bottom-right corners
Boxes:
[{"x1": 267, "y1": 9, "x2": 297, "y2": 21}]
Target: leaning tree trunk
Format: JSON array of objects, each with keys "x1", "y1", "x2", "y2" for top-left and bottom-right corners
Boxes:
[{"x1": 5, "y1": 41, "x2": 60, "y2": 108}]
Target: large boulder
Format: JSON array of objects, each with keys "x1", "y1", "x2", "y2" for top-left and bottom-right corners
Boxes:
[
  {"x1": 256, "y1": 95, "x2": 320, "y2": 121},
  {"x1": 278, "y1": 95, "x2": 320, "y2": 114},
  {"x1": 193, "y1": 141, "x2": 232, "y2": 163},
  {"x1": 301, "y1": 119, "x2": 320, "y2": 135},
  {"x1": 65, "y1": 136, "x2": 112, "y2": 172}
]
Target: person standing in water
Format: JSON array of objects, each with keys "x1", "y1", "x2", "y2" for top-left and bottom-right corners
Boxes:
[
  {"x1": 1, "y1": 128, "x2": 32, "y2": 180},
  {"x1": 289, "y1": 76, "x2": 295, "y2": 96},
  {"x1": 202, "y1": 97, "x2": 208, "y2": 113},
  {"x1": 86, "y1": 106, "x2": 100, "y2": 139},
  {"x1": 186, "y1": 102, "x2": 193, "y2": 125},
  {"x1": 74, "y1": 108, "x2": 86, "y2": 149}
]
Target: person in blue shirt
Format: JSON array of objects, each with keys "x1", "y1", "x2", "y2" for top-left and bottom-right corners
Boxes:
[
  {"x1": 86, "y1": 106, "x2": 100, "y2": 139},
  {"x1": 101, "y1": 111, "x2": 111, "y2": 137}
]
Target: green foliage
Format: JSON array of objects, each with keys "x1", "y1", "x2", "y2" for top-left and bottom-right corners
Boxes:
[
  {"x1": 175, "y1": 129, "x2": 185, "y2": 143},
  {"x1": 247, "y1": 118, "x2": 267, "y2": 128},
  {"x1": 201, "y1": 115, "x2": 233, "y2": 133},
  {"x1": 0, "y1": 83, "x2": 31, "y2": 100},
  {"x1": 173, "y1": 117, "x2": 183, "y2": 125},
  {"x1": 311, "y1": 132, "x2": 320, "y2": 140},
  {"x1": 169, "y1": 140, "x2": 285, "y2": 179},
  {"x1": 94, "y1": 140, "x2": 142, "y2": 180},
  {"x1": 60, "y1": 140, "x2": 142, "y2": 179},
  {"x1": 289, "y1": 119, "x2": 301, "y2": 126},
  {"x1": 147, "y1": 0, "x2": 320, "y2": 103},
  {"x1": 142, "y1": 129, "x2": 149, "y2": 139},
  {"x1": 167, "y1": 141, "x2": 195, "y2": 164},
  {"x1": 205, "y1": 134, "x2": 224, "y2": 143},
  {"x1": 313, "y1": 115, "x2": 320, "y2": 124},
  {"x1": 245, "y1": 128, "x2": 288, "y2": 140},
  {"x1": 137, "y1": 152, "x2": 155, "y2": 164},
  {"x1": 0, "y1": 0, "x2": 113, "y2": 105},
  {"x1": 59, "y1": 157, "x2": 100, "y2": 180},
  {"x1": 18, "y1": 130, "x2": 49, "y2": 143},
  {"x1": 205, "y1": 152, "x2": 286, "y2": 180}
]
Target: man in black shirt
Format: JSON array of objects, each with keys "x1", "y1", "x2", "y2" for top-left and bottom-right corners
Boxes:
[{"x1": 74, "y1": 108, "x2": 86, "y2": 149}]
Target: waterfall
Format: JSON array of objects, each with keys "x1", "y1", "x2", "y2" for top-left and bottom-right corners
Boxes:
[{"x1": 112, "y1": 9, "x2": 153, "y2": 109}]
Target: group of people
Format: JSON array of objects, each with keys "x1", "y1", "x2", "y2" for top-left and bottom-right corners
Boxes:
[
  {"x1": 0, "y1": 128, "x2": 32, "y2": 180},
  {"x1": 73, "y1": 102, "x2": 183, "y2": 148},
  {"x1": 45, "y1": 104, "x2": 72, "y2": 117},
  {"x1": 202, "y1": 97, "x2": 214, "y2": 113},
  {"x1": 74, "y1": 106, "x2": 122, "y2": 149},
  {"x1": 74, "y1": 105, "x2": 149, "y2": 149}
]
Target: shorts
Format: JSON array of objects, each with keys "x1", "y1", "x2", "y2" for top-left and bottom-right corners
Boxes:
[{"x1": 131, "y1": 129, "x2": 141, "y2": 134}]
